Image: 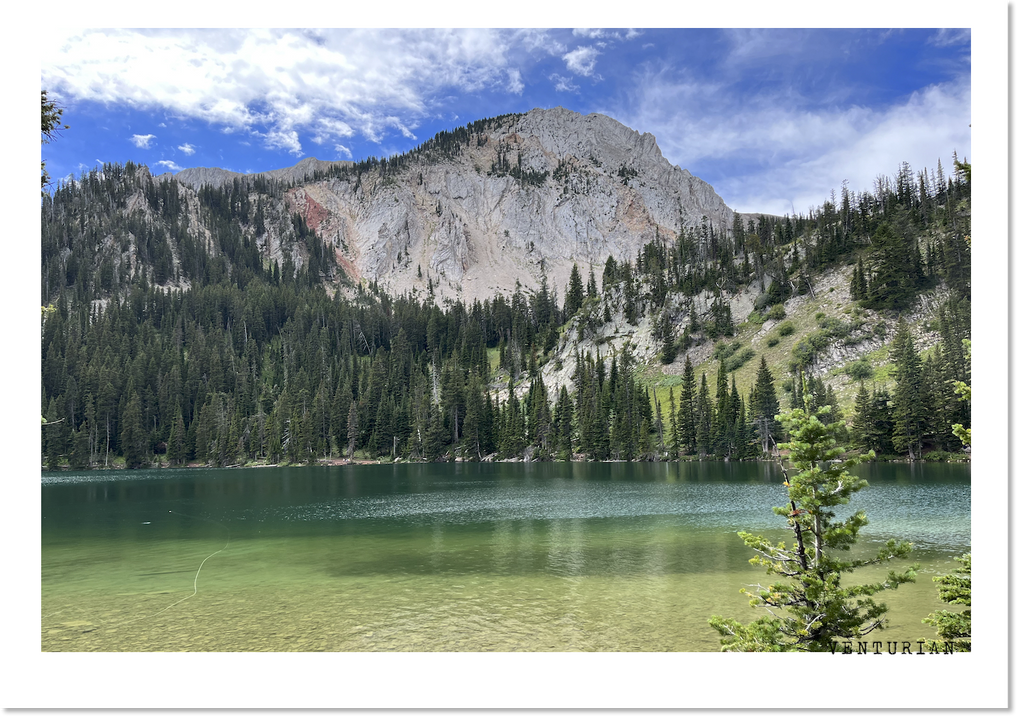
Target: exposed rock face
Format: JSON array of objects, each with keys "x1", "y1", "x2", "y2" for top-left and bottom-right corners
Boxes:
[{"x1": 162, "y1": 107, "x2": 735, "y2": 303}]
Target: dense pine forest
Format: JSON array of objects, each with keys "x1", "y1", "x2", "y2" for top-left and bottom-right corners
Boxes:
[{"x1": 40, "y1": 121, "x2": 971, "y2": 469}]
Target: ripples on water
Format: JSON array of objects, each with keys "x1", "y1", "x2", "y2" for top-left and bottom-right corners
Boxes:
[
  {"x1": 41, "y1": 462, "x2": 969, "y2": 651},
  {"x1": 267, "y1": 480, "x2": 780, "y2": 525}
]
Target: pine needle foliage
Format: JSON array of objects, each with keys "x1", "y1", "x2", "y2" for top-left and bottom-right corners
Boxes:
[
  {"x1": 921, "y1": 553, "x2": 971, "y2": 652},
  {"x1": 709, "y1": 399, "x2": 918, "y2": 651}
]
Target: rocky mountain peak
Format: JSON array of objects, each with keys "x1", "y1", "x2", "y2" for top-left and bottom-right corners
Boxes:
[{"x1": 151, "y1": 108, "x2": 736, "y2": 304}]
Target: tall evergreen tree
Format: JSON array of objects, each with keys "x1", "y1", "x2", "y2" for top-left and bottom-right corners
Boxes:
[
  {"x1": 564, "y1": 263, "x2": 584, "y2": 319},
  {"x1": 44, "y1": 398, "x2": 66, "y2": 470},
  {"x1": 553, "y1": 384, "x2": 574, "y2": 459},
  {"x1": 168, "y1": 407, "x2": 186, "y2": 465},
  {"x1": 695, "y1": 373, "x2": 712, "y2": 457},
  {"x1": 709, "y1": 403, "x2": 917, "y2": 651},
  {"x1": 424, "y1": 404, "x2": 448, "y2": 461},
  {"x1": 864, "y1": 221, "x2": 922, "y2": 311},
  {"x1": 890, "y1": 321, "x2": 928, "y2": 460},
  {"x1": 850, "y1": 383, "x2": 873, "y2": 450},
  {"x1": 346, "y1": 400, "x2": 359, "y2": 458},
  {"x1": 677, "y1": 356, "x2": 696, "y2": 455},
  {"x1": 586, "y1": 267, "x2": 598, "y2": 299},
  {"x1": 667, "y1": 388, "x2": 679, "y2": 459},
  {"x1": 713, "y1": 363, "x2": 732, "y2": 456},
  {"x1": 751, "y1": 356, "x2": 781, "y2": 454},
  {"x1": 120, "y1": 389, "x2": 146, "y2": 469}
]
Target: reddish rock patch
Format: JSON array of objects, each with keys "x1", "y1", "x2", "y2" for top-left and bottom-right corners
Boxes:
[
  {"x1": 303, "y1": 194, "x2": 331, "y2": 230},
  {"x1": 287, "y1": 189, "x2": 331, "y2": 233},
  {"x1": 335, "y1": 249, "x2": 361, "y2": 283}
]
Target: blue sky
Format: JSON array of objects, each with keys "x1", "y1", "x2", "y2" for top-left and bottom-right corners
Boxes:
[{"x1": 41, "y1": 27, "x2": 970, "y2": 216}]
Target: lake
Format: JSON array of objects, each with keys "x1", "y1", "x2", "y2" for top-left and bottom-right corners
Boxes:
[{"x1": 41, "y1": 461, "x2": 970, "y2": 652}]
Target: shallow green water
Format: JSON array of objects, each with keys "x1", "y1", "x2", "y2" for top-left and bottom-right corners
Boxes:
[{"x1": 41, "y1": 461, "x2": 970, "y2": 652}]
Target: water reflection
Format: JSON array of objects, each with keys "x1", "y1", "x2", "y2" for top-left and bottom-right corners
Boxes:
[{"x1": 42, "y1": 462, "x2": 969, "y2": 651}]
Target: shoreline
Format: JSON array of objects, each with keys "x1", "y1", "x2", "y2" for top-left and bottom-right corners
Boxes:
[{"x1": 42, "y1": 453, "x2": 971, "y2": 472}]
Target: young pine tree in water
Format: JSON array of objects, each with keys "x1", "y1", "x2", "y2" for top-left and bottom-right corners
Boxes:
[{"x1": 708, "y1": 400, "x2": 918, "y2": 651}]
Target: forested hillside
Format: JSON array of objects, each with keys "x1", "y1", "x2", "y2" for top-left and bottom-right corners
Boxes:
[{"x1": 40, "y1": 118, "x2": 971, "y2": 469}]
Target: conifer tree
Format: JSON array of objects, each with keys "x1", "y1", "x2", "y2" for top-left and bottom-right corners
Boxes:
[
  {"x1": 728, "y1": 375, "x2": 744, "y2": 459},
  {"x1": 864, "y1": 221, "x2": 922, "y2": 310},
  {"x1": 713, "y1": 363, "x2": 731, "y2": 456},
  {"x1": 709, "y1": 402, "x2": 917, "y2": 651},
  {"x1": 168, "y1": 407, "x2": 186, "y2": 465},
  {"x1": 120, "y1": 389, "x2": 145, "y2": 469},
  {"x1": 528, "y1": 378, "x2": 552, "y2": 454},
  {"x1": 659, "y1": 311, "x2": 676, "y2": 364},
  {"x1": 623, "y1": 273, "x2": 638, "y2": 325},
  {"x1": 653, "y1": 393, "x2": 665, "y2": 455},
  {"x1": 586, "y1": 268, "x2": 598, "y2": 299},
  {"x1": 82, "y1": 393, "x2": 98, "y2": 467},
  {"x1": 695, "y1": 374, "x2": 712, "y2": 457},
  {"x1": 462, "y1": 377, "x2": 483, "y2": 460},
  {"x1": 424, "y1": 404, "x2": 447, "y2": 461},
  {"x1": 667, "y1": 388, "x2": 679, "y2": 459},
  {"x1": 677, "y1": 356, "x2": 696, "y2": 455},
  {"x1": 850, "y1": 257, "x2": 867, "y2": 300},
  {"x1": 751, "y1": 356, "x2": 781, "y2": 454},
  {"x1": 564, "y1": 263, "x2": 584, "y2": 319},
  {"x1": 553, "y1": 385, "x2": 573, "y2": 459},
  {"x1": 733, "y1": 392, "x2": 753, "y2": 459},
  {"x1": 69, "y1": 422, "x2": 90, "y2": 469},
  {"x1": 44, "y1": 398, "x2": 65, "y2": 470},
  {"x1": 922, "y1": 554, "x2": 971, "y2": 652},
  {"x1": 851, "y1": 383, "x2": 872, "y2": 449},
  {"x1": 890, "y1": 321, "x2": 928, "y2": 459},
  {"x1": 346, "y1": 401, "x2": 358, "y2": 458},
  {"x1": 41, "y1": 90, "x2": 68, "y2": 192},
  {"x1": 868, "y1": 387, "x2": 895, "y2": 454},
  {"x1": 500, "y1": 386, "x2": 525, "y2": 458},
  {"x1": 482, "y1": 392, "x2": 497, "y2": 456},
  {"x1": 950, "y1": 339, "x2": 971, "y2": 447}
]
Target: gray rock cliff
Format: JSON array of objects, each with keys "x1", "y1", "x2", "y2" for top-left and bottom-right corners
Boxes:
[{"x1": 161, "y1": 107, "x2": 736, "y2": 303}]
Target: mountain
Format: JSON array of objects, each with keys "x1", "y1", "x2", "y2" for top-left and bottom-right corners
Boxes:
[
  {"x1": 41, "y1": 109, "x2": 970, "y2": 469},
  {"x1": 153, "y1": 107, "x2": 735, "y2": 302},
  {"x1": 156, "y1": 156, "x2": 351, "y2": 192}
]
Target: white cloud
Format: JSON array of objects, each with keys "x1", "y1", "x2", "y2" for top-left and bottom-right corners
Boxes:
[
  {"x1": 386, "y1": 117, "x2": 417, "y2": 140},
  {"x1": 42, "y1": 28, "x2": 519, "y2": 154},
  {"x1": 563, "y1": 46, "x2": 600, "y2": 77},
  {"x1": 262, "y1": 128, "x2": 303, "y2": 156},
  {"x1": 929, "y1": 29, "x2": 971, "y2": 46},
  {"x1": 572, "y1": 29, "x2": 605, "y2": 39},
  {"x1": 550, "y1": 74, "x2": 579, "y2": 94},
  {"x1": 312, "y1": 119, "x2": 356, "y2": 146},
  {"x1": 612, "y1": 66, "x2": 971, "y2": 217},
  {"x1": 514, "y1": 29, "x2": 565, "y2": 56},
  {"x1": 723, "y1": 84, "x2": 971, "y2": 215},
  {"x1": 155, "y1": 160, "x2": 183, "y2": 172},
  {"x1": 178, "y1": 143, "x2": 196, "y2": 155},
  {"x1": 507, "y1": 68, "x2": 524, "y2": 95},
  {"x1": 130, "y1": 134, "x2": 156, "y2": 149},
  {"x1": 334, "y1": 144, "x2": 352, "y2": 159}
]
